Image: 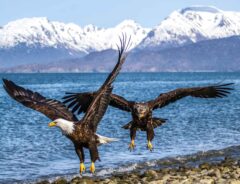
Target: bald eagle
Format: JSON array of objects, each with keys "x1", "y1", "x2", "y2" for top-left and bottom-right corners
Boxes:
[
  {"x1": 63, "y1": 83, "x2": 233, "y2": 151},
  {"x1": 3, "y1": 35, "x2": 131, "y2": 174}
]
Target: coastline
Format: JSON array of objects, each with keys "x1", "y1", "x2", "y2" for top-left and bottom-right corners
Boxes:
[
  {"x1": 36, "y1": 158, "x2": 240, "y2": 184},
  {"x1": 36, "y1": 145, "x2": 240, "y2": 184}
]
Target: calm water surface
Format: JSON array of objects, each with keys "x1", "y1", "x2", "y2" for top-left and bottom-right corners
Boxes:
[{"x1": 0, "y1": 73, "x2": 239, "y2": 183}]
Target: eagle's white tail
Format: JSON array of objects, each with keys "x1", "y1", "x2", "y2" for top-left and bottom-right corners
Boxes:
[{"x1": 96, "y1": 134, "x2": 119, "y2": 145}]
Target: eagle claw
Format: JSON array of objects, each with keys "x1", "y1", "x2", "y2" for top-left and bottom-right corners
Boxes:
[
  {"x1": 80, "y1": 163, "x2": 86, "y2": 174},
  {"x1": 128, "y1": 140, "x2": 135, "y2": 151},
  {"x1": 90, "y1": 162, "x2": 95, "y2": 174},
  {"x1": 147, "y1": 141, "x2": 153, "y2": 151}
]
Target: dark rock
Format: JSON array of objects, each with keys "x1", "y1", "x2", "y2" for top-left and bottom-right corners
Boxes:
[
  {"x1": 178, "y1": 165, "x2": 187, "y2": 172},
  {"x1": 114, "y1": 173, "x2": 127, "y2": 180},
  {"x1": 199, "y1": 178, "x2": 215, "y2": 184},
  {"x1": 51, "y1": 177, "x2": 68, "y2": 184},
  {"x1": 199, "y1": 163, "x2": 211, "y2": 170},
  {"x1": 70, "y1": 177, "x2": 81, "y2": 184},
  {"x1": 143, "y1": 170, "x2": 158, "y2": 179},
  {"x1": 36, "y1": 180, "x2": 50, "y2": 184},
  {"x1": 222, "y1": 157, "x2": 237, "y2": 167}
]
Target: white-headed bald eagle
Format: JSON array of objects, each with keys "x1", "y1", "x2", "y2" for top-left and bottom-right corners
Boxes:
[{"x1": 3, "y1": 34, "x2": 131, "y2": 174}]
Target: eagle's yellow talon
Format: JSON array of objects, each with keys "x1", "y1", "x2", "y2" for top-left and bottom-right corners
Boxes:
[
  {"x1": 128, "y1": 140, "x2": 135, "y2": 151},
  {"x1": 80, "y1": 163, "x2": 85, "y2": 174},
  {"x1": 147, "y1": 141, "x2": 153, "y2": 151},
  {"x1": 90, "y1": 162, "x2": 95, "y2": 173}
]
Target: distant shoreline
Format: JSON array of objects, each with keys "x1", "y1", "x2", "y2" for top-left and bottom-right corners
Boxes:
[{"x1": 0, "y1": 71, "x2": 240, "y2": 74}]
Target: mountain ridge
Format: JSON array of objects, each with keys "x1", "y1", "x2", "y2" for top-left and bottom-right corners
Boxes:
[
  {"x1": 2, "y1": 6, "x2": 240, "y2": 53},
  {"x1": 1, "y1": 5, "x2": 240, "y2": 71},
  {"x1": 0, "y1": 17, "x2": 149, "y2": 52},
  {"x1": 138, "y1": 5, "x2": 240, "y2": 50},
  {"x1": 2, "y1": 35, "x2": 240, "y2": 72}
]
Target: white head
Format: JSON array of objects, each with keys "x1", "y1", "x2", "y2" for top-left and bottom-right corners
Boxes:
[{"x1": 48, "y1": 118, "x2": 75, "y2": 135}]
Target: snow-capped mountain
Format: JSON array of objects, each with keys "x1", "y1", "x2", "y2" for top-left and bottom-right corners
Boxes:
[
  {"x1": 0, "y1": 17, "x2": 150, "y2": 53},
  {"x1": 2, "y1": 6, "x2": 240, "y2": 54},
  {"x1": 138, "y1": 6, "x2": 240, "y2": 50},
  {"x1": 1, "y1": 5, "x2": 240, "y2": 71}
]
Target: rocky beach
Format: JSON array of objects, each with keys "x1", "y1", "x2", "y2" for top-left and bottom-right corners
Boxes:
[{"x1": 35, "y1": 146, "x2": 240, "y2": 184}]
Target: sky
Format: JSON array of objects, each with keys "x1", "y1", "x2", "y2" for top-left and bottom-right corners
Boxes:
[{"x1": 1, "y1": 0, "x2": 240, "y2": 28}]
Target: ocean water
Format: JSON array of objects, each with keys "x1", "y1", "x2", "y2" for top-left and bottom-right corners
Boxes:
[{"x1": 0, "y1": 73, "x2": 239, "y2": 183}]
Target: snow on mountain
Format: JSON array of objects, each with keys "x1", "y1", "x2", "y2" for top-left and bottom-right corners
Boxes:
[
  {"x1": 138, "y1": 6, "x2": 240, "y2": 50},
  {"x1": 2, "y1": 6, "x2": 240, "y2": 53},
  {"x1": 1, "y1": 5, "x2": 240, "y2": 59},
  {"x1": 0, "y1": 18, "x2": 150, "y2": 53}
]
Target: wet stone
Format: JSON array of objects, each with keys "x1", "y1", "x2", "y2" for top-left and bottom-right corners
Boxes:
[
  {"x1": 199, "y1": 178, "x2": 215, "y2": 184},
  {"x1": 36, "y1": 180, "x2": 51, "y2": 184},
  {"x1": 70, "y1": 177, "x2": 81, "y2": 184},
  {"x1": 82, "y1": 179, "x2": 95, "y2": 184},
  {"x1": 180, "y1": 178, "x2": 193, "y2": 184},
  {"x1": 140, "y1": 177, "x2": 148, "y2": 182},
  {"x1": 230, "y1": 180, "x2": 240, "y2": 184},
  {"x1": 70, "y1": 177, "x2": 95, "y2": 184},
  {"x1": 51, "y1": 178, "x2": 68, "y2": 184},
  {"x1": 214, "y1": 168, "x2": 221, "y2": 178},
  {"x1": 232, "y1": 172, "x2": 240, "y2": 179},
  {"x1": 143, "y1": 170, "x2": 158, "y2": 179},
  {"x1": 216, "y1": 178, "x2": 227, "y2": 184},
  {"x1": 148, "y1": 180, "x2": 164, "y2": 184},
  {"x1": 199, "y1": 163, "x2": 211, "y2": 170}
]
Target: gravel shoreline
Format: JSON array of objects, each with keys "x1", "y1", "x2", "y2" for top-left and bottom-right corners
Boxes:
[{"x1": 36, "y1": 157, "x2": 240, "y2": 184}]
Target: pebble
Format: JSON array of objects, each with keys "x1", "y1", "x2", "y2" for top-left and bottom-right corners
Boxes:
[
  {"x1": 143, "y1": 170, "x2": 158, "y2": 179},
  {"x1": 199, "y1": 178, "x2": 215, "y2": 184},
  {"x1": 36, "y1": 180, "x2": 50, "y2": 184}
]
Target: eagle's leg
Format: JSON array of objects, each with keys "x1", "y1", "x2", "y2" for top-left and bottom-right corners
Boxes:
[
  {"x1": 89, "y1": 143, "x2": 99, "y2": 174},
  {"x1": 129, "y1": 127, "x2": 137, "y2": 151},
  {"x1": 146, "y1": 123, "x2": 154, "y2": 151},
  {"x1": 74, "y1": 145, "x2": 85, "y2": 174}
]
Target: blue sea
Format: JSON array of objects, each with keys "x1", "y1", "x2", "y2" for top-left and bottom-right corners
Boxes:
[{"x1": 0, "y1": 73, "x2": 240, "y2": 183}]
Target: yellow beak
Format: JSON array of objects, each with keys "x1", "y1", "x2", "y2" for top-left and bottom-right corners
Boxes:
[{"x1": 48, "y1": 121, "x2": 57, "y2": 127}]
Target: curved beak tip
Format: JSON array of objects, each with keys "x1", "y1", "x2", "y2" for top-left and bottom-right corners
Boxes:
[{"x1": 48, "y1": 122, "x2": 56, "y2": 127}]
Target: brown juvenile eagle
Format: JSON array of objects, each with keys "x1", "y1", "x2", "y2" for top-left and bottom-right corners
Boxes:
[
  {"x1": 63, "y1": 83, "x2": 233, "y2": 151},
  {"x1": 3, "y1": 35, "x2": 131, "y2": 174}
]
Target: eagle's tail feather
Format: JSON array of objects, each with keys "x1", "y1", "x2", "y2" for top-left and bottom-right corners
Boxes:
[
  {"x1": 152, "y1": 117, "x2": 167, "y2": 128},
  {"x1": 122, "y1": 121, "x2": 133, "y2": 129},
  {"x1": 96, "y1": 134, "x2": 118, "y2": 145}
]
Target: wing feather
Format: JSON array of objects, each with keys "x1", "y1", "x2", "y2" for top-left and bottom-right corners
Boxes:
[
  {"x1": 62, "y1": 92, "x2": 95, "y2": 114},
  {"x1": 149, "y1": 83, "x2": 234, "y2": 110},
  {"x1": 63, "y1": 92, "x2": 133, "y2": 114},
  {"x1": 3, "y1": 79, "x2": 78, "y2": 122},
  {"x1": 81, "y1": 34, "x2": 131, "y2": 131},
  {"x1": 109, "y1": 93, "x2": 133, "y2": 112}
]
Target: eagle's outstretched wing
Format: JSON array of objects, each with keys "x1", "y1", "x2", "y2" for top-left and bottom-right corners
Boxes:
[
  {"x1": 63, "y1": 92, "x2": 133, "y2": 114},
  {"x1": 110, "y1": 94, "x2": 133, "y2": 112},
  {"x1": 63, "y1": 92, "x2": 95, "y2": 114},
  {"x1": 148, "y1": 83, "x2": 234, "y2": 110},
  {"x1": 3, "y1": 79, "x2": 78, "y2": 122},
  {"x1": 81, "y1": 34, "x2": 131, "y2": 132}
]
